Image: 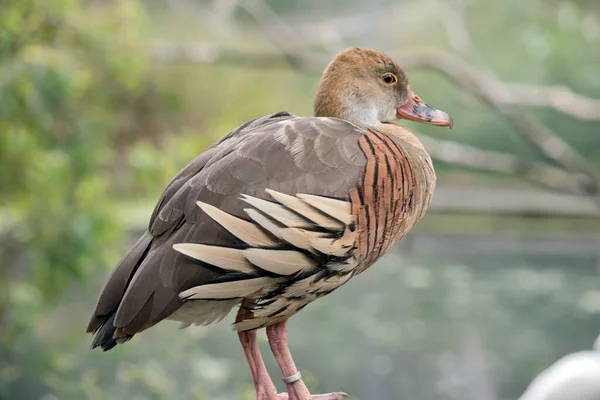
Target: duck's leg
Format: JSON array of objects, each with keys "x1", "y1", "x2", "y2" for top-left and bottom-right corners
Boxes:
[
  {"x1": 236, "y1": 300, "x2": 278, "y2": 400},
  {"x1": 266, "y1": 320, "x2": 348, "y2": 400}
]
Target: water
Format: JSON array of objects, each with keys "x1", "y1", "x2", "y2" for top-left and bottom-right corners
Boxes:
[{"x1": 17, "y1": 230, "x2": 600, "y2": 400}]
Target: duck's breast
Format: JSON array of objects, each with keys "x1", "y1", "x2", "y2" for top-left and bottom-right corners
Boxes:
[{"x1": 349, "y1": 128, "x2": 436, "y2": 272}]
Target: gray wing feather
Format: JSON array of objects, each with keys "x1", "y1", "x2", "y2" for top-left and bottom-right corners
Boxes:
[
  {"x1": 86, "y1": 232, "x2": 153, "y2": 333},
  {"x1": 89, "y1": 112, "x2": 368, "y2": 341}
]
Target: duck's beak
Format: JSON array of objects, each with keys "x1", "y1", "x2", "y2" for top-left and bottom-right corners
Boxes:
[{"x1": 396, "y1": 91, "x2": 453, "y2": 128}]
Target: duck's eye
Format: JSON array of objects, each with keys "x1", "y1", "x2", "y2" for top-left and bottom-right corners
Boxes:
[{"x1": 380, "y1": 73, "x2": 398, "y2": 85}]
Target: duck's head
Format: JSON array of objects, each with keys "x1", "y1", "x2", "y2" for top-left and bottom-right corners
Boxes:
[{"x1": 314, "y1": 47, "x2": 453, "y2": 129}]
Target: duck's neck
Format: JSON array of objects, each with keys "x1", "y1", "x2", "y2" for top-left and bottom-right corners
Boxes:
[
  {"x1": 314, "y1": 94, "x2": 380, "y2": 126},
  {"x1": 314, "y1": 74, "x2": 382, "y2": 126},
  {"x1": 314, "y1": 92, "x2": 425, "y2": 151}
]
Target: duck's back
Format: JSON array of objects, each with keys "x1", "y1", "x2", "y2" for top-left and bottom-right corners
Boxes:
[{"x1": 87, "y1": 112, "x2": 435, "y2": 348}]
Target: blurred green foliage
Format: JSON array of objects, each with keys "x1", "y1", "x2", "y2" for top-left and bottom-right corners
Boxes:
[
  {"x1": 1, "y1": 0, "x2": 600, "y2": 399},
  {"x1": 0, "y1": 0, "x2": 182, "y2": 397}
]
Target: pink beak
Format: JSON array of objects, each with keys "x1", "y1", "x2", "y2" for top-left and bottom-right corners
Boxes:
[{"x1": 396, "y1": 90, "x2": 453, "y2": 128}]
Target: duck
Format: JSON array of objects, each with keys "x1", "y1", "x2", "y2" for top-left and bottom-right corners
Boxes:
[
  {"x1": 87, "y1": 47, "x2": 453, "y2": 400},
  {"x1": 519, "y1": 334, "x2": 600, "y2": 400}
]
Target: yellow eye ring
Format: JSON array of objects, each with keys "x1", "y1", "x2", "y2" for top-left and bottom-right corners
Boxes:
[{"x1": 380, "y1": 73, "x2": 398, "y2": 85}]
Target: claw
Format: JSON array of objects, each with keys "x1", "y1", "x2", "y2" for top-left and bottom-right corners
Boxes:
[
  {"x1": 331, "y1": 393, "x2": 348, "y2": 400},
  {"x1": 309, "y1": 393, "x2": 349, "y2": 400},
  {"x1": 324, "y1": 393, "x2": 348, "y2": 400},
  {"x1": 275, "y1": 392, "x2": 349, "y2": 400}
]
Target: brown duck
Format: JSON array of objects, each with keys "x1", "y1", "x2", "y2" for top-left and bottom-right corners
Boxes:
[{"x1": 87, "y1": 47, "x2": 453, "y2": 400}]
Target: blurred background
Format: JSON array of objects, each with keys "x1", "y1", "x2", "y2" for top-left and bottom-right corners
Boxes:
[{"x1": 1, "y1": 0, "x2": 600, "y2": 399}]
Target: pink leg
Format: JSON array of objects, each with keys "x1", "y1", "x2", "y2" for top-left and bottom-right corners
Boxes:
[
  {"x1": 237, "y1": 301, "x2": 278, "y2": 400},
  {"x1": 266, "y1": 320, "x2": 348, "y2": 400}
]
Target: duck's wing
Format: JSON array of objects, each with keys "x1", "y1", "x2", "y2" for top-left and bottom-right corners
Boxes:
[{"x1": 87, "y1": 113, "x2": 376, "y2": 348}]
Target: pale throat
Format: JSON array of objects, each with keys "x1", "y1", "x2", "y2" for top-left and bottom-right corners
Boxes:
[{"x1": 338, "y1": 96, "x2": 381, "y2": 127}]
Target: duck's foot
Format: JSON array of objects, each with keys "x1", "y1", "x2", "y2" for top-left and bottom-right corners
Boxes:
[
  {"x1": 274, "y1": 370, "x2": 348, "y2": 400},
  {"x1": 275, "y1": 392, "x2": 349, "y2": 400},
  {"x1": 265, "y1": 320, "x2": 349, "y2": 400}
]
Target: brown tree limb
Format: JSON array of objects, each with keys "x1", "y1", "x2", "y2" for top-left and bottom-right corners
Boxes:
[
  {"x1": 399, "y1": 50, "x2": 600, "y2": 122},
  {"x1": 418, "y1": 134, "x2": 592, "y2": 195},
  {"x1": 152, "y1": 42, "x2": 600, "y2": 197},
  {"x1": 238, "y1": 0, "x2": 321, "y2": 70},
  {"x1": 152, "y1": 44, "x2": 600, "y2": 123},
  {"x1": 152, "y1": 43, "x2": 294, "y2": 68},
  {"x1": 166, "y1": 0, "x2": 242, "y2": 37},
  {"x1": 155, "y1": 1, "x2": 600, "y2": 201},
  {"x1": 424, "y1": 0, "x2": 600, "y2": 201},
  {"x1": 388, "y1": 50, "x2": 600, "y2": 199}
]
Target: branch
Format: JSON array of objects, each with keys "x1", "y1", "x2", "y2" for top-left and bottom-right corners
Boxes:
[
  {"x1": 238, "y1": 0, "x2": 321, "y2": 70},
  {"x1": 419, "y1": 134, "x2": 592, "y2": 195},
  {"x1": 431, "y1": 0, "x2": 600, "y2": 122},
  {"x1": 152, "y1": 44, "x2": 600, "y2": 123},
  {"x1": 166, "y1": 0, "x2": 242, "y2": 37},
  {"x1": 423, "y1": 0, "x2": 600, "y2": 202},
  {"x1": 398, "y1": 50, "x2": 600, "y2": 196},
  {"x1": 152, "y1": 0, "x2": 600, "y2": 199},
  {"x1": 398, "y1": 50, "x2": 600, "y2": 122},
  {"x1": 152, "y1": 42, "x2": 294, "y2": 68},
  {"x1": 494, "y1": 83, "x2": 600, "y2": 121},
  {"x1": 151, "y1": 43, "x2": 600, "y2": 197}
]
